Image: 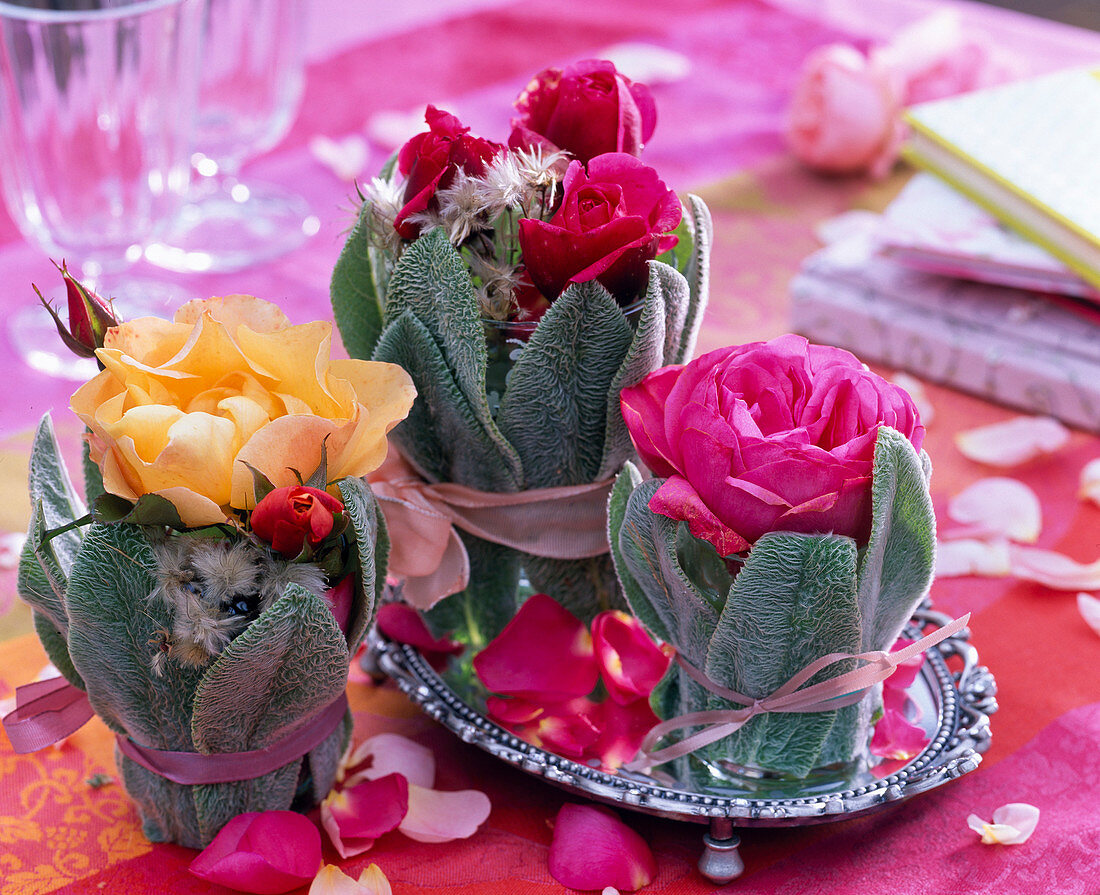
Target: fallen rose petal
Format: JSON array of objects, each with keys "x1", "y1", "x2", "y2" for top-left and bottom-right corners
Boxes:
[
  {"x1": 321, "y1": 773, "x2": 408, "y2": 859},
  {"x1": 589, "y1": 697, "x2": 662, "y2": 770},
  {"x1": 967, "y1": 802, "x2": 1040, "y2": 844},
  {"x1": 473, "y1": 593, "x2": 598, "y2": 701},
  {"x1": 891, "y1": 373, "x2": 934, "y2": 425},
  {"x1": 400, "y1": 784, "x2": 492, "y2": 844},
  {"x1": 342, "y1": 732, "x2": 435, "y2": 789},
  {"x1": 375, "y1": 603, "x2": 464, "y2": 670},
  {"x1": 1078, "y1": 592, "x2": 1100, "y2": 635},
  {"x1": 955, "y1": 416, "x2": 1069, "y2": 467},
  {"x1": 309, "y1": 864, "x2": 392, "y2": 895},
  {"x1": 189, "y1": 811, "x2": 322, "y2": 894},
  {"x1": 548, "y1": 804, "x2": 656, "y2": 892},
  {"x1": 869, "y1": 706, "x2": 928, "y2": 761},
  {"x1": 591, "y1": 611, "x2": 670, "y2": 704},
  {"x1": 935, "y1": 537, "x2": 1011, "y2": 577},
  {"x1": 1009, "y1": 545, "x2": 1100, "y2": 590},
  {"x1": 946, "y1": 477, "x2": 1042, "y2": 543},
  {"x1": 309, "y1": 134, "x2": 370, "y2": 181},
  {"x1": 1079, "y1": 458, "x2": 1100, "y2": 507}
]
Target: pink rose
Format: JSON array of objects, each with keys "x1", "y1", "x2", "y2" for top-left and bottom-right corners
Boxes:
[
  {"x1": 786, "y1": 44, "x2": 905, "y2": 179},
  {"x1": 394, "y1": 106, "x2": 500, "y2": 239},
  {"x1": 510, "y1": 59, "x2": 657, "y2": 164},
  {"x1": 620, "y1": 334, "x2": 924, "y2": 557},
  {"x1": 251, "y1": 485, "x2": 344, "y2": 557},
  {"x1": 517, "y1": 153, "x2": 681, "y2": 309}
]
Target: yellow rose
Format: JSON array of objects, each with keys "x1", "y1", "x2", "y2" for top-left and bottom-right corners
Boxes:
[{"x1": 71, "y1": 295, "x2": 416, "y2": 527}]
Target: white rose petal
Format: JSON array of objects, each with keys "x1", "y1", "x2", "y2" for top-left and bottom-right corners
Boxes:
[
  {"x1": 1008, "y1": 545, "x2": 1100, "y2": 590},
  {"x1": 309, "y1": 134, "x2": 370, "y2": 182},
  {"x1": 946, "y1": 477, "x2": 1041, "y2": 543},
  {"x1": 955, "y1": 416, "x2": 1069, "y2": 467},
  {"x1": 1077, "y1": 592, "x2": 1100, "y2": 636},
  {"x1": 892, "y1": 372, "x2": 934, "y2": 425},
  {"x1": 1078, "y1": 458, "x2": 1100, "y2": 506},
  {"x1": 967, "y1": 803, "x2": 1040, "y2": 845},
  {"x1": 935, "y1": 538, "x2": 1011, "y2": 577}
]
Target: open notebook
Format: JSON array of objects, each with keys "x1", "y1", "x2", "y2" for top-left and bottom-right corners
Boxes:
[{"x1": 903, "y1": 67, "x2": 1100, "y2": 289}]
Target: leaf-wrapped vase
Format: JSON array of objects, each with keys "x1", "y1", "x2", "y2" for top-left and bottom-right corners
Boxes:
[
  {"x1": 17, "y1": 418, "x2": 389, "y2": 848},
  {"x1": 331, "y1": 196, "x2": 711, "y2": 647},
  {"x1": 609, "y1": 425, "x2": 936, "y2": 782}
]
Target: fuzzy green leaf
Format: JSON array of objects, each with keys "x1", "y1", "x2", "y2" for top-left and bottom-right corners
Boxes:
[
  {"x1": 607, "y1": 463, "x2": 654, "y2": 628},
  {"x1": 857, "y1": 427, "x2": 937, "y2": 652},
  {"x1": 337, "y1": 475, "x2": 386, "y2": 652},
  {"x1": 670, "y1": 194, "x2": 712, "y2": 365},
  {"x1": 498, "y1": 281, "x2": 633, "y2": 487},
  {"x1": 66, "y1": 523, "x2": 205, "y2": 748},
  {"x1": 27, "y1": 415, "x2": 85, "y2": 578},
  {"x1": 32, "y1": 610, "x2": 83, "y2": 690},
  {"x1": 18, "y1": 501, "x2": 71, "y2": 635},
  {"x1": 704, "y1": 532, "x2": 862, "y2": 777},
  {"x1": 93, "y1": 492, "x2": 186, "y2": 529},
  {"x1": 81, "y1": 433, "x2": 105, "y2": 506},
  {"x1": 375, "y1": 311, "x2": 523, "y2": 491},
  {"x1": 331, "y1": 201, "x2": 386, "y2": 360}
]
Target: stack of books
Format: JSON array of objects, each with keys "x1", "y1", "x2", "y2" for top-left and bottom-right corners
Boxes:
[{"x1": 791, "y1": 66, "x2": 1100, "y2": 431}]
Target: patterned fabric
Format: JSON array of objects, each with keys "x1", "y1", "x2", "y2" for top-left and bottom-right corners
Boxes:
[{"x1": 2, "y1": 1, "x2": 1100, "y2": 892}]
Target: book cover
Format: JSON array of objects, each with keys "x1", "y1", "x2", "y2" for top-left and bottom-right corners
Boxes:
[{"x1": 902, "y1": 67, "x2": 1100, "y2": 289}]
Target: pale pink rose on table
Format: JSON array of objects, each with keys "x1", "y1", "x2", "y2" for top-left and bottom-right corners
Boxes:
[
  {"x1": 786, "y1": 44, "x2": 905, "y2": 179},
  {"x1": 620, "y1": 334, "x2": 924, "y2": 557}
]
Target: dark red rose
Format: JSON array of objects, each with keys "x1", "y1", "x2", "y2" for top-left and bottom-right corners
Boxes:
[
  {"x1": 509, "y1": 59, "x2": 657, "y2": 164},
  {"x1": 251, "y1": 485, "x2": 344, "y2": 557},
  {"x1": 517, "y1": 153, "x2": 681, "y2": 307},
  {"x1": 394, "y1": 106, "x2": 500, "y2": 239}
]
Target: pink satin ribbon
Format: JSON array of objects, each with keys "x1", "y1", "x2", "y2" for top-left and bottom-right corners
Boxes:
[
  {"x1": 369, "y1": 451, "x2": 615, "y2": 610},
  {"x1": 3, "y1": 677, "x2": 349, "y2": 786},
  {"x1": 623, "y1": 613, "x2": 970, "y2": 774}
]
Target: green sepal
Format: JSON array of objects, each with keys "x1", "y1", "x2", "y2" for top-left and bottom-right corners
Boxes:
[
  {"x1": 240, "y1": 461, "x2": 277, "y2": 506},
  {"x1": 375, "y1": 310, "x2": 523, "y2": 491},
  {"x1": 498, "y1": 280, "x2": 633, "y2": 487},
  {"x1": 93, "y1": 492, "x2": 186, "y2": 529},
  {"x1": 337, "y1": 475, "x2": 388, "y2": 652},
  {"x1": 330, "y1": 199, "x2": 386, "y2": 360},
  {"x1": 704, "y1": 532, "x2": 862, "y2": 778},
  {"x1": 857, "y1": 426, "x2": 936, "y2": 651},
  {"x1": 303, "y1": 439, "x2": 330, "y2": 491}
]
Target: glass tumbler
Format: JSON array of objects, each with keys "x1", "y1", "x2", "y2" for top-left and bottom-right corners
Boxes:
[
  {"x1": 145, "y1": 0, "x2": 315, "y2": 273},
  {"x1": 0, "y1": 0, "x2": 205, "y2": 377}
]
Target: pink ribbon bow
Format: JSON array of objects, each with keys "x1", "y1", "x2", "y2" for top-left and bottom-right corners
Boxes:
[
  {"x1": 624, "y1": 613, "x2": 969, "y2": 773},
  {"x1": 368, "y1": 451, "x2": 615, "y2": 610}
]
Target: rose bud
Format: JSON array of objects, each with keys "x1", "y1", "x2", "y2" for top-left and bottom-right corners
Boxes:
[
  {"x1": 510, "y1": 59, "x2": 657, "y2": 164},
  {"x1": 34, "y1": 260, "x2": 119, "y2": 359},
  {"x1": 518, "y1": 153, "x2": 681, "y2": 308},
  {"x1": 251, "y1": 485, "x2": 344, "y2": 557},
  {"x1": 394, "y1": 106, "x2": 501, "y2": 239}
]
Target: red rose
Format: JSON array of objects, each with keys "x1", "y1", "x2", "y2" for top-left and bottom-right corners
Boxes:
[
  {"x1": 517, "y1": 153, "x2": 681, "y2": 308},
  {"x1": 394, "y1": 106, "x2": 500, "y2": 239},
  {"x1": 251, "y1": 485, "x2": 344, "y2": 557},
  {"x1": 510, "y1": 59, "x2": 657, "y2": 164},
  {"x1": 620, "y1": 335, "x2": 925, "y2": 556}
]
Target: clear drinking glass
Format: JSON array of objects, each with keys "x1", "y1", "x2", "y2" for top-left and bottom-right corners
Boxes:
[
  {"x1": 145, "y1": 0, "x2": 314, "y2": 274},
  {"x1": 0, "y1": 0, "x2": 204, "y2": 377}
]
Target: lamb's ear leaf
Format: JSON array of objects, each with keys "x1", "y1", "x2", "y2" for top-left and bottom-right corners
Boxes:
[
  {"x1": 669, "y1": 194, "x2": 712, "y2": 365},
  {"x1": 337, "y1": 475, "x2": 387, "y2": 652},
  {"x1": 19, "y1": 501, "x2": 71, "y2": 637},
  {"x1": 498, "y1": 280, "x2": 633, "y2": 487},
  {"x1": 26, "y1": 415, "x2": 86, "y2": 578},
  {"x1": 331, "y1": 199, "x2": 386, "y2": 360},
  {"x1": 374, "y1": 310, "x2": 523, "y2": 491}
]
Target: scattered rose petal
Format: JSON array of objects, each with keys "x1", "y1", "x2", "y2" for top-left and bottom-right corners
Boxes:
[
  {"x1": 189, "y1": 811, "x2": 322, "y2": 894},
  {"x1": 548, "y1": 804, "x2": 656, "y2": 892},
  {"x1": 955, "y1": 416, "x2": 1069, "y2": 467},
  {"x1": 309, "y1": 134, "x2": 370, "y2": 181},
  {"x1": 603, "y1": 889, "x2": 622, "y2": 895},
  {"x1": 1078, "y1": 592, "x2": 1100, "y2": 635},
  {"x1": 310, "y1": 864, "x2": 392, "y2": 895},
  {"x1": 870, "y1": 707, "x2": 927, "y2": 761},
  {"x1": 591, "y1": 611, "x2": 670, "y2": 704},
  {"x1": 1079, "y1": 458, "x2": 1100, "y2": 506},
  {"x1": 0, "y1": 531, "x2": 25, "y2": 570},
  {"x1": 473, "y1": 593, "x2": 598, "y2": 701},
  {"x1": 967, "y1": 803, "x2": 1040, "y2": 844},
  {"x1": 400, "y1": 784, "x2": 492, "y2": 844},
  {"x1": 376, "y1": 603, "x2": 464, "y2": 671},
  {"x1": 367, "y1": 106, "x2": 449, "y2": 150},
  {"x1": 891, "y1": 373, "x2": 934, "y2": 425},
  {"x1": 935, "y1": 537, "x2": 1011, "y2": 577},
  {"x1": 600, "y1": 42, "x2": 691, "y2": 84},
  {"x1": 321, "y1": 773, "x2": 408, "y2": 859},
  {"x1": 342, "y1": 732, "x2": 435, "y2": 789},
  {"x1": 489, "y1": 696, "x2": 602, "y2": 761},
  {"x1": 945, "y1": 477, "x2": 1041, "y2": 543},
  {"x1": 590, "y1": 698, "x2": 662, "y2": 770},
  {"x1": 1008, "y1": 544, "x2": 1100, "y2": 590}
]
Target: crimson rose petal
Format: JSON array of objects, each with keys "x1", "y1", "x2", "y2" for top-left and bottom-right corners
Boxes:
[{"x1": 548, "y1": 804, "x2": 656, "y2": 892}]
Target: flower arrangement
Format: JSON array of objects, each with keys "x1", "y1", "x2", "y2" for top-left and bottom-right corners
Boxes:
[
  {"x1": 608, "y1": 334, "x2": 938, "y2": 779},
  {"x1": 331, "y1": 59, "x2": 711, "y2": 645},
  {"x1": 10, "y1": 292, "x2": 415, "y2": 847}
]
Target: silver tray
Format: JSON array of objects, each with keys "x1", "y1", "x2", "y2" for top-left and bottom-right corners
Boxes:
[{"x1": 369, "y1": 604, "x2": 997, "y2": 883}]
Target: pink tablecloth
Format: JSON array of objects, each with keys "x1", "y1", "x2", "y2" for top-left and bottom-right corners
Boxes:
[{"x1": 2, "y1": 1, "x2": 1100, "y2": 893}]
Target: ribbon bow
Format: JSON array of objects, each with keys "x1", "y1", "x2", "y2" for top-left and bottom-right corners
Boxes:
[
  {"x1": 624, "y1": 613, "x2": 969, "y2": 774},
  {"x1": 368, "y1": 451, "x2": 615, "y2": 610}
]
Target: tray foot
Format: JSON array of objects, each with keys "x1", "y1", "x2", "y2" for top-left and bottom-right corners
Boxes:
[{"x1": 698, "y1": 819, "x2": 744, "y2": 883}]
